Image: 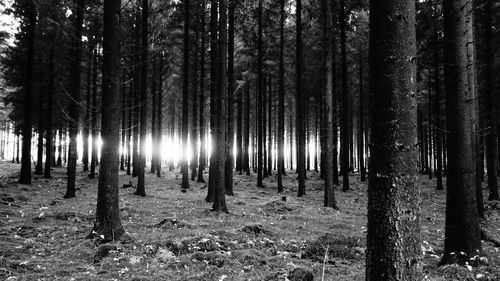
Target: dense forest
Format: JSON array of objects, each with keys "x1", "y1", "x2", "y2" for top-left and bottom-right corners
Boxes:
[{"x1": 0, "y1": 0, "x2": 499, "y2": 280}]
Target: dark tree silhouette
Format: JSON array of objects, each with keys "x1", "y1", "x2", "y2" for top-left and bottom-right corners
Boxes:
[
  {"x1": 366, "y1": 0, "x2": 421, "y2": 279},
  {"x1": 440, "y1": 0, "x2": 481, "y2": 265},
  {"x1": 90, "y1": 0, "x2": 125, "y2": 241}
]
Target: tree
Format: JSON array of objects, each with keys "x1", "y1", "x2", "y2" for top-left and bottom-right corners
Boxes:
[
  {"x1": 440, "y1": 0, "x2": 481, "y2": 264},
  {"x1": 197, "y1": 0, "x2": 207, "y2": 183},
  {"x1": 481, "y1": 0, "x2": 499, "y2": 201},
  {"x1": 136, "y1": 0, "x2": 148, "y2": 197},
  {"x1": 65, "y1": 0, "x2": 84, "y2": 199},
  {"x1": 257, "y1": 0, "x2": 264, "y2": 188},
  {"x1": 225, "y1": 0, "x2": 235, "y2": 196},
  {"x1": 206, "y1": 0, "x2": 218, "y2": 202},
  {"x1": 277, "y1": 0, "x2": 285, "y2": 193},
  {"x1": 323, "y1": 0, "x2": 337, "y2": 208},
  {"x1": 366, "y1": 0, "x2": 421, "y2": 279},
  {"x1": 89, "y1": 0, "x2": 125, "y2": 241},
  {"x1": 19, "y1": 1, "x2": 36, "y2": 185},
  {"x1": 212, "y1": 0, "x2": 228, "y2": 213},
  {"x1": 339, "y1": 0, "x2": 349, "y2": 192},
  {"x1": 296, "y1": 0, "x2": 306, "y2": 197},
  {"x1": 181, "y1": 0, "x2": 190, "y2": 190}
]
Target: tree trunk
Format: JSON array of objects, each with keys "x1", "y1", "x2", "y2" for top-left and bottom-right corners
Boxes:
[
  {"x1": 44, "y1": 43, "x2": 55, "y2": 179},
  {"x1": 35, "y1": 111, "x2": 44, "y2": 175},
  {"x1": 19, "y1": 1, "x2": 36, "y2": 185},
  {"x1": 433, "y1": 9, "x2": 443, "y2": 190},
  {"x1": 191, "y1": 19, "x2": 200, "y2": 182},
  {"x1": 277, "y1": 0, "x2": 285, "y2": 193},
  {"x1": 257, "y1": 0, "x2": 264, "y2": 188},
  {"x1": 358, "y1": 45, "x2": 366, "y2": 182},
  {"x1": 323, "y1": 0, "x2": 337, "y2": 208},
  {"x1": 440, "y1": 0, "x2": 482, "y2": 264},
  {"x1": 197, "y1": 1, "x2": 207, "y2": 183},
  {"x1": 136, "y1": 0, "x2": 148, "y2": 196},
  {"x1": 156, "y1": 53, "x2": 163, "y2": 177},
  {"x1": 181, "y1": 0, "x2": 190, "y2": 190},
  {"x1": 150, "y1": 55, "x2": 157, "y2": 174},
  {"x1": 244, "y1": 84, "x2": 250, "y2": 175},
  {"x1": 339, "y1": 0, "x2": 349, "y2": 192},
  {"x1": 127, "y1": 75, "x2": 133, "y2": 175},
  {"x1": 296, "y1": 0, "x2": 306, "y2": 197},
  {"x1": 206, "y1": 0, "x2": 218, "y2": 202},
  {"x1": 83, "y1": 47, "x2": 92, "y2": 172},
  {"x1": 482, "y1": 0, "x2": 499, "y2": 200},
  {"x1": 366, "y1": 1, "x2": 421, "y2": 279},
  {"x1": 267, "y1": 76, "x2": 272, "y2": 177},
  {"x1": 212, "y1": 0, "x2": 228, "y2": 213},
  {"x1": 65, "y1": 0, "x2": 84, "y2": 199},
  {"x1": 90, "y1": 0, "x2": 125, "y2": 241},
  {"x1": 89, "y1": 48, "x2": 99, "y2": 179},
  {"x1": 225, "y1": 0, "x2": 235, "y2": 195}
]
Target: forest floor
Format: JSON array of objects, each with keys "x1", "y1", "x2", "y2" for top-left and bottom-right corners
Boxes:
[{"x1": 0, "y1": 160, "x2": 499, "y2": 281}]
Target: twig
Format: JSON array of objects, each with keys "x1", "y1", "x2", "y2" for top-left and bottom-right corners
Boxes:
[
  {"x1": 0, "y1": 201, "x2": 21, "y2": 208},
  {"x1": 322, "y1": 245, "x2": 329, "y2": 281}
]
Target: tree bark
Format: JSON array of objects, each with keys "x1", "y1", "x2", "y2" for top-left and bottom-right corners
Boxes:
[
  {"x1": 212, "y1": 0, "x2": 228, "y2": 213},
  {"x1": 90, "y1": 0, "x2": 125, "y2": 241},
  {"x1": 19, "y1": 1, "x2": 36, "y2": 185},
  {"x1": 65, "y1": 0, "x2": 84, "y2": 199},
  {"x1": 136, "y1": 0, "x2": 148, "y2": 196},
  {"x1": 440, "y1": 0, "x2": 482, "y2": 264},
  {"x1": 296, "y1": 0, "x2": 306, "y2": 197},
  {"x1": 277, "y1": 0, "x2": 285, "y2": 193},
  {"x1": 197, "y1": 1, "x2": 207, "y2": 183},
  {"x1": 206, "y1": 0, "x2": 218, "y2": 201},
  {"x1": 339, "y1": 0, "x2": 349, "y2": 192},
  {"x1": 44, "y1": 43, "x2": 55, "y2": 179},
  {"x1": 181, "y1": 0, "x2": 190, "y2": 190},
  {"x1": 366, "y1": 1, "x2": 421, "y2": 279},
  {"x1": 323, "y1": 0, "x2": 337, "y2": 208},
  {"x1": 257, "y1": 0, "x2": 264, "y2": 188},
  {"x1": 225, "y1": 0, "x2": 235, "y2": 195}
]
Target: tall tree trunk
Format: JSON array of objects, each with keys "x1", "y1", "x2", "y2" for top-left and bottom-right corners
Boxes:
[
  {"x1": 89, "y1": 49, "x2": 99, "y2": 179},
  {"x1": 206, "y1": 0, "x2": 218, "y2": 201},
  {"x1": 323, "y1": 0, "x2": 337, "y2": 208},
  {"x1": 212, "y1": 0, "x2": 228, "y2": 213},
  {"x1": 366, "y1": 1, "x2": 421, "y2": 279},
  {"x1": 83, "y1": 48, "x2": 92, "y2": 172},
  {"x1": 440, "y1": 0, "x2": 481, "y2": 264},
  {"x1": 296, "y1": 0, "x2": 306, "y2": 197},
  {"x1": 90, "y1": 0, "x2": 125, "y2": 241},
  {"x1": 277, "y1": 0, "x2": 285, "y2": 193},
  {"x1": 136, "y1": 0, "x2": 148, "y2": 196},
  {"x1": 197, "y1": 1, "x2": 207, "y2": 183},
  {"x1": 127, "y1": 76, "x2": 133, "y2": 175},
  {"x1": 358, "y1": 45, "x2": 366, "y2": 182},
  {"x1": 267, "y1": 76, "x2": 272, "y2": 176},
  {"x1": 191, "y1": 25, "x2": 200, "y2": 182},
  {"x1": 225, "y1": 0, "x2": 235, "y2": 195},
  {"x1": 150, "y1": 55, "x2": 157, "y2": 174},
  {"x1": 483, "y1": 0, "x2": 499, "y2": 200},
  {"x1": 433, "y1": 9, "x2": 443, "y2": 190},
  {"x1": 44, "y1": 43, "x2": 55, "y2": 179},
  {"x1": 428, "y1": 87, "x2": 433, "y2": 179},
  {"x1": 181, "y1": 0, "x2": 190, "y2": 190},
  {"x1": 57, "y1": 126, "x2": 62, "y2": 167},
  {"x1": 35, "y1": 111, "x2": 44, "y2": 175},
  {"x1": 19, "y1": 1, "x2": 36, "y2": 185},
  {"x1": 244, "y1": 84, "x2": 250, "y2": 175},
  {"x1": 257, "y1": 0, "x2": 264, "y2": 188},
  {"x1": 156, "y1": 53, "x2": 163, "y2": 177},
  {"x1": 65, "y1": 0, "x2": 84, "y2": 199},
  {"x1": 339, "y1": 0, "x2": 349, "y2": 192}
]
